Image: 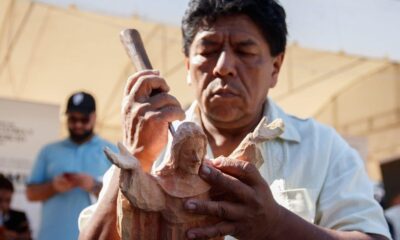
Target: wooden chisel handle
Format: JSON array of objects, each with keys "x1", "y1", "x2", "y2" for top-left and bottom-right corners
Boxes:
[
  {"x1": 120, "y1": 29, "x2": 175, "y2": 136},
  {"x1": 120, "y1": 29, "x2": 153, "y2": 71}
]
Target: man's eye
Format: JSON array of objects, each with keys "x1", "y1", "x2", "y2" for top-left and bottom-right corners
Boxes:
[
  {"x1": 200, "y1": 50, "x2": 218, "y2": 57},
  {"x1": 198, "y1": 45, "x2": 220, "y2": 56},
  {"x1": 237, "y1": 50, "x2": 256, "y2": 57}
]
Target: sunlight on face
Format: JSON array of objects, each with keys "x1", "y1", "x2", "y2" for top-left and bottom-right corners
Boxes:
[{"x1": 187, "y1": 14, "x2": 280, "y2": 129}]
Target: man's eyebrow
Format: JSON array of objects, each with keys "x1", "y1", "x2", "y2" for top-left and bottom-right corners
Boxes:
[
  {"x1": 236, "y1": 39, "x2": 257, "y2": 47},
  {"x1": 198, "y1": 38, "x2": 220, "y2": 47}
]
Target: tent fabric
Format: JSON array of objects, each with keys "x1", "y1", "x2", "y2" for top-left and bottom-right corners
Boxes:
[
  {"x1": 1, "y1": 0, "x2": 399, "y2": 180},
  {"x1": 0, "y1": 0, "x2": 190, "y2": 142}
]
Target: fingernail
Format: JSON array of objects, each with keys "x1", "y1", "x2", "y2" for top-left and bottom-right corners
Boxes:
[
  {"x1": 213, "y1": 158, "x2": 222, "y2": 166},
  {"x1": 185, "y1": 200, "x2": 197, "y2": 210},
  {"x1": 201, "y1": 165, "x2": 211, "y2": 175},
  {"x1": 187, "y1": 232, "x2": 196, "y2": 239}
]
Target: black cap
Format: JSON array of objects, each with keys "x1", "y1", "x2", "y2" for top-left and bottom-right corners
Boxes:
[{"x1": 66, "y1": 91, "x2": 96, "y2": 114}]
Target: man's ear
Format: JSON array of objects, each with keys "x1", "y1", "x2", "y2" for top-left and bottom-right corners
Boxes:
[
  {"x1": 89, "y1": 113, "x2": 97, "y2": 126},
  {"x1": 184, "y1": 57, "x2": 190, "y2": 70},
  {"x1": 270, "y1": 52, "x2": 285, "y2": 88},
  {"x1": 184, "y1": 58, "x2": 192, "y2": 85}
]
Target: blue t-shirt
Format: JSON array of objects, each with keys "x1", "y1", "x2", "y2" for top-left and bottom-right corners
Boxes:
[{"x1": 27, "y1": 135, "x2": 116, "y2": 240}]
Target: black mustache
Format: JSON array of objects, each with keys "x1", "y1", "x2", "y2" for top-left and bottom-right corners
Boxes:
[
  {"x1": 212, "y1": 88, "x2": 239, "y2": 96},
  {"x1": 207, "y1": 78, "x2": 241, "y2": 96}
]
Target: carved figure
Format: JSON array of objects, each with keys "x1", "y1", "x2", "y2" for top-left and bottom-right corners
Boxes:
[
  {"x1": 230, "y1": 117, "x2": 284, "y2": 168},
  {"x1": 105, "y1": 122, "x2": 220, "y2": 239},
  {"x1": 105, "y1": 118, "x2": 284, "y2": 239}
]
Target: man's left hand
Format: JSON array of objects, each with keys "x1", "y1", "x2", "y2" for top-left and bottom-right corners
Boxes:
[
  {"x1": 184, "y1": 157, "x2": 283, "y2": 240},
  {"x1": 67, "y1": 173, "x2": 95, "y2": 192}
]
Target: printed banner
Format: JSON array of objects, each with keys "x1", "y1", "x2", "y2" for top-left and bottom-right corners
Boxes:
[{"x1": 0, "y1": 98, "x2": 60, "y2": 239}]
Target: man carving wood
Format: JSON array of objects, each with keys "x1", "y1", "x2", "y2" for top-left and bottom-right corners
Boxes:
[{"x1": 79, "y1": 0, "x2": 391, "y2": 239}]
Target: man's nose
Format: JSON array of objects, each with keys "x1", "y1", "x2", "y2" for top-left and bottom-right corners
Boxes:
[
  {"x1": 213, "y1": 50, "x2": 237, "y2": 78},
  {"x1": 71, "y1": 121, "x2": 84, "y2": 128}
]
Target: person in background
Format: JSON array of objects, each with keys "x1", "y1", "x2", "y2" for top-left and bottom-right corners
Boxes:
[
  {"x1": 26, "y1": 91, "x2": 117, "y2": 240},
  {"x1": 0, "y1": 174, "x2": 31, "y2": 240}
]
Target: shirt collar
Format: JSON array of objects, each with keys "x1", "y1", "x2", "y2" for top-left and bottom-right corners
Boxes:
[
  {"x1": 264, "y1": 98, "x2": 301, "y2": 143},
  {"x1": 180, "y1": 98, "x2": 301, "y2": 143}
]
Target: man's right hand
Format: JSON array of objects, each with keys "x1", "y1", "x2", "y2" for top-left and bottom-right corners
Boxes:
[
  {"x1": 52, "y1": 174, "x2": 74, "y2": 193},
  {"x1": 122, "y1": 70, "x2": 185, "y2": 171}
]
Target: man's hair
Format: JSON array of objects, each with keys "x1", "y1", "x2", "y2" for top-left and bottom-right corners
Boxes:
[
  {"x1": 181, "y1": 0, "x2": 287, "y2": 57},
  {"x1": 0, "y1": 174, "x2": 14, "y2": 192}
]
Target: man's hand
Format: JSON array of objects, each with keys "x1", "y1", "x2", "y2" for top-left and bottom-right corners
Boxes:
[
  {"x1": 52, "y1": 174, "x2": 75, "y2": 193},
  {"x1": 184, "y1": 157, "x2": 283, "y2": 240},
  {"x1": 67, "y1": 173, "x2": 96, "y2": 192},
  {"x1": 184, "y1": 158, "x2": 389, "y2": 240},
  {"x1": 122, "y1": 70, "x2": 185, "y2": 171}
]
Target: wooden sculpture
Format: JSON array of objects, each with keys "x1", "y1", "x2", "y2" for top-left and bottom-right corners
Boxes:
[
  {"x1": 104, "y1": 118, "x2": 284, "y2": 239},
  {"x1": 114, "y1": 28, "x2": 285, "y2": 240},
  {"x1": 229, "y1": 116, "x2": 284, "y2": 168},
  {"x1": 105, "y1": 122, "x2": 220, "y2": 240}
]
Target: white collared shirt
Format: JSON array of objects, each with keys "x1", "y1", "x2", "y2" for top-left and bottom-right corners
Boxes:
[{"x1": 79, "y1": 98, "x2": 391, "y2": 239}]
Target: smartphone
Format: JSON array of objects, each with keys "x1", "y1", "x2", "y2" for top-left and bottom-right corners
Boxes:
[{"x1": 63, "y1": 172, "x2": 77, "y2": 180}]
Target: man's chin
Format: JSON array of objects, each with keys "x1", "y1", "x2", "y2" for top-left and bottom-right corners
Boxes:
[
  {"x1": 69, "y1": 130, "x2": 93, "y2": 143},
  {"x1": 206, "y1": 108, "x2": 245, "y2": 125}
]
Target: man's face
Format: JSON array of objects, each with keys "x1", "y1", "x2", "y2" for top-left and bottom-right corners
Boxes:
[
  {"x1": 67, "y1": 112, "x2": 96, "y2": 142},
  {"x1": 0, "y1": 189, "x2": 12, "y2": 213},
  {"x1": 178, "y1": 138, "x2": 205, "y2": 174},
  {"x1": 186, "y1": 14, "x2": 284, "y2": 129}
]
